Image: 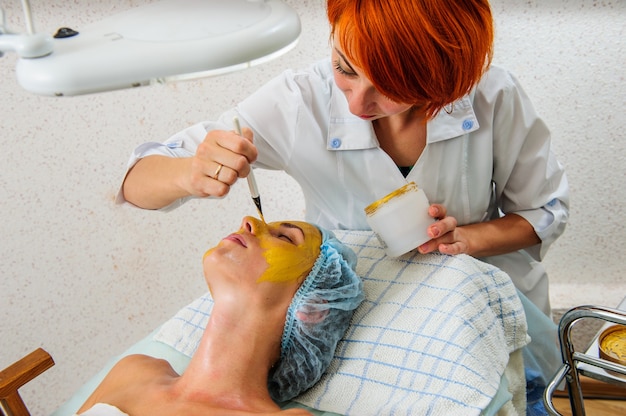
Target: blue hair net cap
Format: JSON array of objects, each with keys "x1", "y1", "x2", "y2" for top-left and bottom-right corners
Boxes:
[{"x1": 268, "y1": 227, "x2": 365, "y2": 402}]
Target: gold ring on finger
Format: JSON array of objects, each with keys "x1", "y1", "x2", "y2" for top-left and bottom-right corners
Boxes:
[{"x1": 213, "y1": 163, "x2": 223, "y2": 179}]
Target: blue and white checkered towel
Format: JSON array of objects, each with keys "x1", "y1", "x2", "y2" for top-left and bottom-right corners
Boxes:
[{"x1": 155, "y1": 230, "x2": 529, "y2": 415}]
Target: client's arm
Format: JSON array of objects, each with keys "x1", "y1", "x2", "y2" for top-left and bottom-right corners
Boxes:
[{"x1": 77, "y1": 355, "x2": 177, "y2": 415}]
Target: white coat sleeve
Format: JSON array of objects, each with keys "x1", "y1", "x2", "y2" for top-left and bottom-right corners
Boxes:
[
  {"x1": 115, "y1": 120, "x2": 232, "y2": 211},
  {"x1": 489, "y1": 70, "x2": 569, "y2": 261}
]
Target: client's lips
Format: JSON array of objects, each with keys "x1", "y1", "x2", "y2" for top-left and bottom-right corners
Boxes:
[{"x1": 224, "y1": 233, "x2": 247, "y2": 247}]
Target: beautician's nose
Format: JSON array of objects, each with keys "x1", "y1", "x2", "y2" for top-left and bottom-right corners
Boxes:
[{"x1": 346, "y1": 83, "x2": 378, "y2": 116}]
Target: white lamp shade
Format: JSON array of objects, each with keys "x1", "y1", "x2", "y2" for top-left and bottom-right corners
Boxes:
[{"x1": 15, "y1": 0, "x2": 301, "y2": 96}]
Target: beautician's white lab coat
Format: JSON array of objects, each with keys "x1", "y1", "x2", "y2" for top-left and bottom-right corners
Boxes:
[{"x1": 121, "y1": 60, "x2": 569, "y2": 315}]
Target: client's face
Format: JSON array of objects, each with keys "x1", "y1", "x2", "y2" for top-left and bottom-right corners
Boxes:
[
  {"x1": 204, "y1": 217, "x2": 322, "y2": 294},
  {"x1": 254, "y1": 218, "x2": 322, "y2": 284}
]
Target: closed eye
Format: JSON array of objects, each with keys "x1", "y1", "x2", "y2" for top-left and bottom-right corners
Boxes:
[
  {"x1": 278, "y1": 234, "x2": 294, "y2": 243},
  {"x1": 274, "y1": 223, "x2": 305, "y2": 245}
]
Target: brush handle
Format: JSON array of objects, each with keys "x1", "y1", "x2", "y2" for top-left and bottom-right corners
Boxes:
[{"x1": 233, "y1": 116, "x2": 260, "y2": 199}]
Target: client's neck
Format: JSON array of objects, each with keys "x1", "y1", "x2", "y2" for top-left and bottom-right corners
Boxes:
[{"x1": 175, "y1": 299, "x2": 285, "y2": 412}]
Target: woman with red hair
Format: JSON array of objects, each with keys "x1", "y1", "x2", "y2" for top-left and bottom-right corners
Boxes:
[{"x1": 120, "y1": 0, "x2": 568, "y2": 318}]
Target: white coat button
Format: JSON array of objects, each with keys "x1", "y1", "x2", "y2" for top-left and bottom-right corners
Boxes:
[{"x1": 462, "y1": 119, "x2": 474, "y2": 131}]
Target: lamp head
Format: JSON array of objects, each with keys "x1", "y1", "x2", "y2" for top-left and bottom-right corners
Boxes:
[{"x1": 9, "y1": 0, "x2": 301, "y2": 96}]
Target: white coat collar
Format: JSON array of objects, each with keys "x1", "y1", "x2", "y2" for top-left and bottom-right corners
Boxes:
[
  {"x1": 327, "y1": 85, "x2": 479, "y2": 150},
  {"x1": 326, "y1": 85, "x2": 378, "y2": 151},
  {"x1": 427, "y1": 95, "x2": 480, "y2": 143}
]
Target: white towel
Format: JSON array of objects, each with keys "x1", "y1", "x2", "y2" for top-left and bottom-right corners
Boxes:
[
  {"x1": 155, "y1": 230, "x2": 529, "y2": 415},
  {"x1": 75, "y1": 403, "x2": 129, "y2": 416}
]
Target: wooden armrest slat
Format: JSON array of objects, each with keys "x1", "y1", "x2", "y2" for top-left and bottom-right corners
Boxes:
[
  {"x1": 0, "y1": 348, "x2": 54, "y2": 397},
  {"x1": 1, "y1": 391, "x2": 30, "y2": 416}
]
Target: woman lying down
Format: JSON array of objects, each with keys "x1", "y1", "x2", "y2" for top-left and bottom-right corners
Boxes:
[{"x1": 76, "y1": 217, "x2": 365, "y2": 416}]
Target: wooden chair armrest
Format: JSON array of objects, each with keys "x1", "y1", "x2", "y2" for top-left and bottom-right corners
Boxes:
[{"x1": 0, "y1": 348, "x2": 55, "y2": 416}]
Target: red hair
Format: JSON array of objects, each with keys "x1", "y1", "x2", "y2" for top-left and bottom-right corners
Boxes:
[{"x1": 327, "y1": 0, "x2": 494, "y2": 119}]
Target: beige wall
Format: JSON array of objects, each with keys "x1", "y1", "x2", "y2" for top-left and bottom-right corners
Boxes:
[{"x1": 1, "y1": 1, "x2": 624, "y2": 414}]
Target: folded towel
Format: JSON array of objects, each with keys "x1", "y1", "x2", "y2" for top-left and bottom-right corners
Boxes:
[
  {"x1": 155, "y1": 230, "x2": 529, "y2": 415},
  {"x1": 75, "y1": 403, "x2": 129, "y2": 416}
]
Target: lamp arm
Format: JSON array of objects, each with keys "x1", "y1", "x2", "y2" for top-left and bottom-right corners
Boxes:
[
  {"x1": 0, "y1": 1, "x2": 52, "y2": 58},
  {"x1": 0, "y1": 32, "x2": 53, "y2": 58},
  {"x1": 20, "y1": 0, "x2": 35, "y2": 34}
]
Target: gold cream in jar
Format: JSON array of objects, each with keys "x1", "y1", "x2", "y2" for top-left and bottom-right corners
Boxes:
[
  {"x1": 364, "y1": 182, "x2": 434, "y2": 257},
  {"x1": 599, "y1": 325, "x2": 626, "y2": 365}
]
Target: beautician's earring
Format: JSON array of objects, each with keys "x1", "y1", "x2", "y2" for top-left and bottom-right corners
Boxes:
[
  {"x1": 213, "y1": 163, "x2": 223, "y2": 180},
  {"x1": 444, "y1": 103, "x2": 455, "y2": 114}
]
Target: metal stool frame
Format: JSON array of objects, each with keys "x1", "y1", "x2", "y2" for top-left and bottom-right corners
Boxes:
[{"x1": 543, "y1": 305, "x2": 626, "y2": 415}]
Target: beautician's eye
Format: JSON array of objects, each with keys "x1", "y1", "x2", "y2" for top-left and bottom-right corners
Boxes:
[{"x1": 333, "y1": 59, "x2": 355, "y2": 76}]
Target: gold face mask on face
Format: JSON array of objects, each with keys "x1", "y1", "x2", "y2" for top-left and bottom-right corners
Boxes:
[
  {"x1": 202, "y1": 219, "x2": 322, "y2": 285},
  {"x1": 256, "y1": 220, "x2": 321, "y2": 284}
]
